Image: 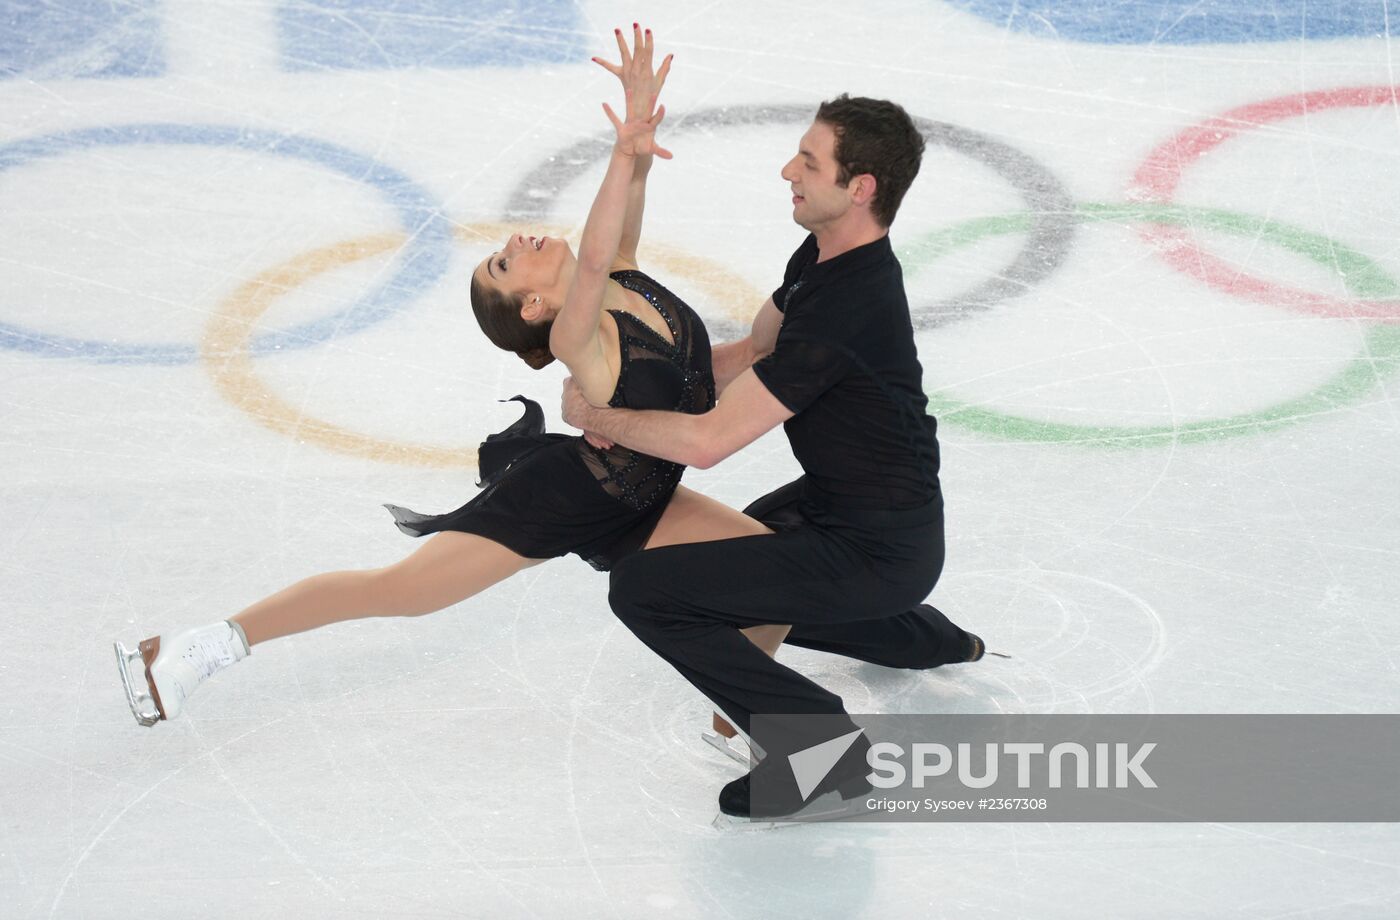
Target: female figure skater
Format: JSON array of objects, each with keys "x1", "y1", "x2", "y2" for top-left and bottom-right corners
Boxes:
[{"x1": 115, "y1": 27, "x2": 785, "y2": 736}]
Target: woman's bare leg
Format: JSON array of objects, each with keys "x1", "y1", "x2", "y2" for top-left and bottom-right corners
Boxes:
[
  {"x1": 233, "y1": 532, "x2": 541, "y2": 646},
  {"x1": 643, "y1": 485, "x2": 792, "y2": 653},
  {"x1": 643, "y1": 484, "x2": 791, "y2": 646},
  {"x1": 643, "y1": 485, "x2": 770, "y2": 548},
  {"x1": 117, "y1": 532, "x2": 541, "y2": 724},
  {"x1": 643, "y1": 486, "x2": 791, "y2": 744}
]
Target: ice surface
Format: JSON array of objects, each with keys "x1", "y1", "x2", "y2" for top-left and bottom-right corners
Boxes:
[{"x1": 2, "y1": 1, "x2": 1398, "y2": 917}]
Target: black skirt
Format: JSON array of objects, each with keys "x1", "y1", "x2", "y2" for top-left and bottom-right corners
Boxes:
[{"x1": 383, "y1": 397, "x2": 669, "y2": 571}]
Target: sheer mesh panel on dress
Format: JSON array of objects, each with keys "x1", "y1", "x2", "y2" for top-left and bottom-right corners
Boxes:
[{"x1": 577, "y1": 270, "x2": 714, "y2": 511}]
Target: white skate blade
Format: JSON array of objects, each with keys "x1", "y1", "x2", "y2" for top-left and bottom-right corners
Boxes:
[
  {"x1": 701, "y1": 730, "x2": 751, "y2": 766},
  {"x1": 113, "y1": 641, "x2": 160, "y2": 727},
  {"x1": 710, "y1": 812, "x2": 795, "y2": 833}
]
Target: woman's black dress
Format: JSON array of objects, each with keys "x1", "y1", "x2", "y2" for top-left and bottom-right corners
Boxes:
[{"x1": 383, "y1": 269, "x2": 714, "y2": 571}]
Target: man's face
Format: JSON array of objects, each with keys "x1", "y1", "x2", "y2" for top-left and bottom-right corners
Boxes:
[{"x1": 781, "y1": 120, "x2": 852, "y2": 233}]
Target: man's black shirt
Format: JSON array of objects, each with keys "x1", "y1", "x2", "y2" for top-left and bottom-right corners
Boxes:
[{"x1": 752, "y1": 233, "x2": 941, "y2": 511}]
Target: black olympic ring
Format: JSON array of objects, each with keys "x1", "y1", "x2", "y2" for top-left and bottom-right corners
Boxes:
[{"x1": 502, "y1": 103, "x2": 1077, "y2": 334}]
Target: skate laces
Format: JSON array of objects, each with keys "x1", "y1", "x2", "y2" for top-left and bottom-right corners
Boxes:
[{"x1": 181, "y1": 633, "x2": 238, "y2": 680}]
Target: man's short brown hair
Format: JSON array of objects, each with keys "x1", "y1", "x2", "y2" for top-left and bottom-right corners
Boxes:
[{"x1": 815, "y1": 94, "x2": 925, "y2": 227}]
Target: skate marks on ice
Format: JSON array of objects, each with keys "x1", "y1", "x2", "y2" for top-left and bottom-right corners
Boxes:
[{"x1": 838, "y1": 569, "x2": 1167, "y2": 715}]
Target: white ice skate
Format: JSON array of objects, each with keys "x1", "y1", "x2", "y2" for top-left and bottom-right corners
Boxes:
[
  {"x1": 702, "y1": 712, "x2": 754, "y2": 766},
  {"x1": 114, "y1": 622, "x2": 249, "y2": 726}
]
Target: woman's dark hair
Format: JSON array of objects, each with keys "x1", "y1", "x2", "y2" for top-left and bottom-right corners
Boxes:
[
  {"x1": 469, "y1": 271, "x2": 555, "y2": 369},
  {"x1": 814, "y1": 94, "x2": 925, "y2": 228}
]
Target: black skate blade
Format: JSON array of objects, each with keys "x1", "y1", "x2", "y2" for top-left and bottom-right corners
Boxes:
[{"x1": 711, "y1": 788, "x2": 871, "y2": 831}]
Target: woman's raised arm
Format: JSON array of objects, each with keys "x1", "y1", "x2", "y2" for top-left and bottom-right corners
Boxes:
[
  {"x1": 593, "y1": 25, "x2": 673, "y2": 266},
  {"x1": 549, "y1": 25, "x2": 673, "y2": 399}
]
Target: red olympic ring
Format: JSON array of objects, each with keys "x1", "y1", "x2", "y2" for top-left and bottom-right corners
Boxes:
[{"x1": 1128, "y1": 85, "x2": 1400, "y2": 321}]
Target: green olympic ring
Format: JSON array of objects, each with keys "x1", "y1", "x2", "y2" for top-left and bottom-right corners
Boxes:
[{"x1": 898, "y1": 202, "x2": 1400, "y2": 449}]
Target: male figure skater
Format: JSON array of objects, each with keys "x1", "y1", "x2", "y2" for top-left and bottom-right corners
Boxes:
[{"x1": 562, "y1": 94, "x2": 987, "y2": 818}]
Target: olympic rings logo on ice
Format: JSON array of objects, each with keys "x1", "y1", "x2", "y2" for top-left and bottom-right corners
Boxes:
[
  {"x1": 201, "y1": 224, "x2": 766, "y2": 470},
  {"x1": 502, "y1": 103, "x2": 1081, "y2": 338},
  {"x1": 504, "y1": 89, "x2": 1400, "y2": 449},
  {"x1": 919, "y1": 85, "x2": 1400, "y2": 448},
  {"x1": 1129, "y1": 86, "x2": 1400, "y2": 322},
  {"x1": 3, "y1": 87, "x2": 1396, "y2": 459},
  {"x1": 0, "y1": 123, "x2": 454, "y2": 365}
]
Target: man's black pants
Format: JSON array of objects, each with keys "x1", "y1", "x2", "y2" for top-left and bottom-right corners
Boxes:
[{"x1": 608, "y1": 479, "x2": 972, "y2": 745}]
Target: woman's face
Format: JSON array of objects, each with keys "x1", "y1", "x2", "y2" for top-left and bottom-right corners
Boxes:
[{"x1": 473, "y1": 232, "x2": 574, "y2": 312}]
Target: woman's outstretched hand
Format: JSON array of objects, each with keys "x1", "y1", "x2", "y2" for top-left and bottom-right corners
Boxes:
[{"x1": 593, "y1": 24, "x2": 673, "y2": 160}]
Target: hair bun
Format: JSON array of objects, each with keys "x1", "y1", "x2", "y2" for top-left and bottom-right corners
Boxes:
[{"x1": 516, "y1": 347, "x2": 556, "y2": 370}]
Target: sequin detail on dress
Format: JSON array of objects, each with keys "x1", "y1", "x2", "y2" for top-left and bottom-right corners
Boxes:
[
  {"x1": 380, "y1": 269, "x2": 714, "y2": 572},
  {"x1": 576, "y1": 270, "x2": 715, "y2": 510}
]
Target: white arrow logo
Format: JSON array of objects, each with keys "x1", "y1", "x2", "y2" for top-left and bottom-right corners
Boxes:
[{"x1": 788, "y1": 728, "x2": 866, "y2": 801}]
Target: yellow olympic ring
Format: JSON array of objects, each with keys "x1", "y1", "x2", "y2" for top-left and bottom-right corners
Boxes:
[{"x1": 201, "y1": 223, "x2": 764, "y2": 469}]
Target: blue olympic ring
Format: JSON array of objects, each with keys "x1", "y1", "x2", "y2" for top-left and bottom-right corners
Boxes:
[{"x1": 0, "y1": 123, "x2": 453, "y2": 365}]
